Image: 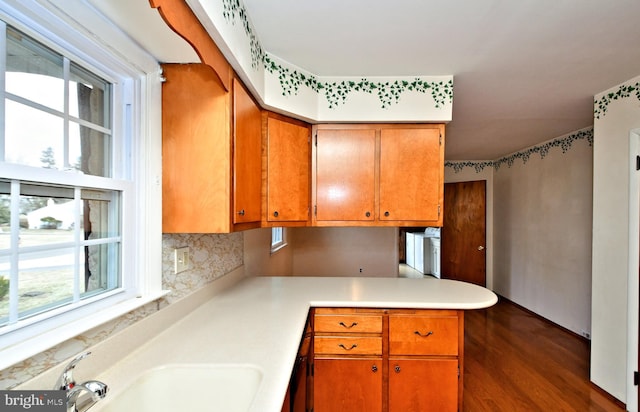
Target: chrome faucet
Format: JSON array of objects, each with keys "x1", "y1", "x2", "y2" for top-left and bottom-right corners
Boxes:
[{"x1": 55, "y1": 351, "x2": 108, "y2": 412}]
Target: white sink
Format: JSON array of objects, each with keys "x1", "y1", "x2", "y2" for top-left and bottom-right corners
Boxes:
[{"x1": 98, "y1": 364, "x2": 263, "y2": 412}]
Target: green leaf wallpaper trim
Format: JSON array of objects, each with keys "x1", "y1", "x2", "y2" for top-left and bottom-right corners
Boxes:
[
  {"x1": 445, "y1": 127, "x2": 593, "y2": 173},
  {"x1": 594, "y1": 82, "x2": 640, "y2": 119},
  {"x1": 222, "y1": 0, "x2": 453, "y2": 110},
  {"x1": 222, "y1": 0, "x2": 264, "y2": 69}
]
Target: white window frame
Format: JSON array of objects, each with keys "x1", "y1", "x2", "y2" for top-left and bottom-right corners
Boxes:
[{"x1": 0, "y1": 0, "x2": 165, "y2": 370}]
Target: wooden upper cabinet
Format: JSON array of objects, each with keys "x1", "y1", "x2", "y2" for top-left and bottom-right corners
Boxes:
[
  {"x1": 265, "y1": 113, "x2": 311, "y2": 225},
  {"x1": 162, "y1": 63, "x2": 232, "y2": 233},
  {"x1": 313, "y1": 124, "x2": 444, "y2": 226},
  {"x1": 233, "y1": 78, "x2": 262, "y2": 225},
  {"x1": 379, "y1": 126, "x2": 443, "y2": 223},
  {"x1": 315, "y1": 128, "x2": 376, "y2": 222},
  {"x1": 161, "y1": 64, "x2": 262, "y2": 233}
]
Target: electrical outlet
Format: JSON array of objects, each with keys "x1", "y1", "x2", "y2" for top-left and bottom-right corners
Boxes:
[{"x1": 174, "y1": 247, "x2": 189, "y2": 274}]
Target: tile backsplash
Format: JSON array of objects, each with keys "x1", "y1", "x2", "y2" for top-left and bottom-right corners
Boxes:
[{"x1": 0, "y1": 232, "x2": 244, "y2": 389}]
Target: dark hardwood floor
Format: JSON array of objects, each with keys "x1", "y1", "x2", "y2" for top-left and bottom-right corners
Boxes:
[{"x1": 464, "y1": 298, "x2": 626, "y2": 412}]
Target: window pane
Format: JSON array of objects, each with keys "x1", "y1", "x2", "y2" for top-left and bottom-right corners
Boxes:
[
  {"x1": 5, "y1": 99, "x2": 64, "y2": 168},
  {"x1": 70, "y1": 63, "x2": 111, "y2": 129},
  {"x1": 83, "y1": 190, "x2": 119, "y2": 239},
  {"x1": 70, "y1": 123, "x2": 111, "y2": 177},
  {"x1": 0, "y1": 194, "x2": 9, "y2": 249},
  {"x1": 0, "y1": 254, "x2": 8, "y2": 324},
  {"x1": 17, "y1": 183, "x2": 76, "y2": 248},
  {"x1": 17, "y1": 248, "x2": 74, "y2": 319},
  {"x1": 84, "y1": 242, "x2": 120, "y2": 296},
  {"x1": 6, "y1": 26, "x2": 64, "y2": 112},
  {"x1": 21, "y1": 201, "x2": 75, "y2": 245},
  {"x1": 271, "y1": 227, "x2": 283, "y2": 247}
]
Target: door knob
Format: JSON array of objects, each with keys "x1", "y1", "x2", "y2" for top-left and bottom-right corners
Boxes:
[{"x1": 478, "y1": 246, "x2": 485, "y2": 251}]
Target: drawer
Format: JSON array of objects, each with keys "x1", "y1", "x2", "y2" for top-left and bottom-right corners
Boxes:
[
  {"x1": 314, "y1": 314, "x2": 382, "y2": 334},
  {"x1": 314, "y1": 336, "x2": 382, "y2": 356},
  {"x1": 389, "y1": 315, "x2": 459, "y2": 356}
]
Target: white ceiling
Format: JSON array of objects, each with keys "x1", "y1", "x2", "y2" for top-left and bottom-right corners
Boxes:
[{"x1": 93, "y1": 0, "x2": 640, "y2": 160}]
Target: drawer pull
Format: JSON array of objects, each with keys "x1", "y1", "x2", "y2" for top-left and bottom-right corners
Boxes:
[
  {"x1": 338, "y1": 344, "x2": 358, "y2": 351},
  {"x1": 394, "y1": 365, "x2": 401, "y2": 373},
  {"x1": 414, "y1": 330, "x2": 434, "y2": 338},
  {"x1": 371, "y1": 365, "x2": 378, "y2": 372},
  {"x1": 339, "y1": 322, "x2": 358, "y2": 329}
]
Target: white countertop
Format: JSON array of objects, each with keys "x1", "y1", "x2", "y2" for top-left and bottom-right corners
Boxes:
[{"x1": 91, "y1": 275, "x2": 497, "y2": 412}]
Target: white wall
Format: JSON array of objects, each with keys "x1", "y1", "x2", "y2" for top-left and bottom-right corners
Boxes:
[
  {"x1": 444, "y1": 163, "x2": 494, "y2": 289},
  {"x1": 592, "y1": 74, "x2": 640, "y2": 406},
  {"x1": 291, "y1": 227, "x2": 399, "y2": 277}
]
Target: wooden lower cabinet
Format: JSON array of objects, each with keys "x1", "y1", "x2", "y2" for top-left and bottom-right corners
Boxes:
[
  {"x1": 388, "y1": 358, "x2": 459, "y2": 412},
  {"x1": 285, "y1": 314, "x2": 312, "y2": 412},
  {"x1": 309, "y1": 308, "x2": 463, "y2": 412},
  {"x1": 314, "y1": 358, "x2": 383, "y2": 412}
]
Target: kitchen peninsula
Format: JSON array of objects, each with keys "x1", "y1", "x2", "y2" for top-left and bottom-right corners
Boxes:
[{"x1": 73, "y1": 274, "x2": 497, "y2": 412}]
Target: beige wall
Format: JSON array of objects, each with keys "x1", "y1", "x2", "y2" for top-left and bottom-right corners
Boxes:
[
  {"x1": 291, "y1": 227, "x2": 399, "y2": 277},
  {"x1": 244, "y1": 227, "x2": 294, "y2": 276},
  {"x1": 492, "y1": 132, "x2": 593, "y2": 337},
  {"x1": 592, "y1": 74, "x2": 640, "y2": 406}
]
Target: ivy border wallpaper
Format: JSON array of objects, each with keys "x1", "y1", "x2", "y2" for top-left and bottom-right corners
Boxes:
[
  {"x1": 594, "y1": 82, "x2": 640, "y2": 119},
  {"x1": 219, "y1": 0, "x2": 453, "y2": 113},
  {"x1": 445, "y1": 127, "x2": 593, "y2": 173}
]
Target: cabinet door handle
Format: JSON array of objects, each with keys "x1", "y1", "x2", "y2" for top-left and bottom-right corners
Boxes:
[
  {"x1": 394, "y1": 365, "x2": 401, "y2": 373},
  {"x1": 371, "y1": 364, "x2": 378, "y2": 373},
  {"x1": 238, "y1": 209, "x2": 245, "y2": 216},
  {"x1": 414, "y1": 330, "x2": 434, "y2": 338},
  {"x1": 384, "y1": 211, "x2": 390, "y2": 217},
  {"x1": 365, "y1": 211, "x2": 371, "y2": 217},
  {"x1": 273, "y1": 211, "x2": 279, "y2": 217},
  {"x1": 338, "y1": 344, "x2": 358, "y2": 351},
  {"x1": 339, "y1": 321, "x2": 358, "y2": 329}
]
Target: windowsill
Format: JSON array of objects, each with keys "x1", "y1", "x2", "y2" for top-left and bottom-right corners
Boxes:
[
  {"x1": 0, "y1": 289, "x2": 170, "y2": 371},
  {"x1": 270, "y1": 242, "x2": 288, "y2": 255}
]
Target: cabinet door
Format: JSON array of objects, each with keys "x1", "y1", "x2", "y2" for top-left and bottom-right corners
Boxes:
[
  {"x1": 315, "y1": 129, "x2": 376, "y2": 221},
  {"x1": 379, "y1": 127, "x2": 442, "y2": 222},
  {"x1": 388, "y1": 359, "x2": 458, "y2": 412},
  {"x1": 267, "y1": 116, "x2": 310, "y2": 222},
  {"x1": 162, "y1": 64, "x2": 231, "y2": 233},
  {"x1": 314, "y1": 358, "x2": 382, "y2": 412},
  {"x1": 233, "y1": 78, "x2": 262, "y2": 224}
]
